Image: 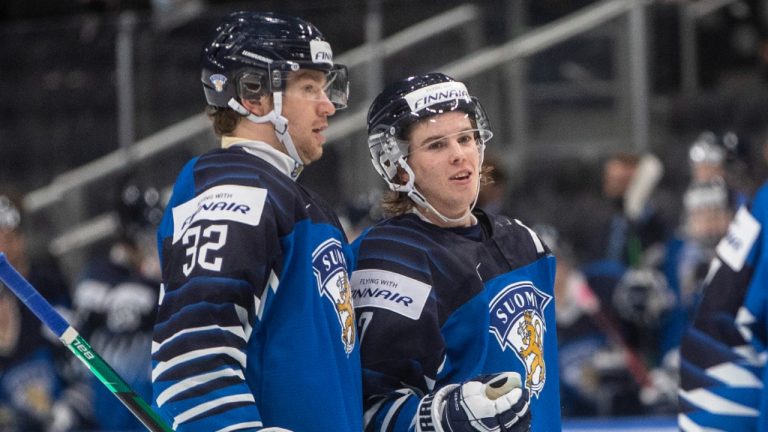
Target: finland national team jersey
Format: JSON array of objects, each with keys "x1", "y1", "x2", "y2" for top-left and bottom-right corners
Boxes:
[
  {"x1": 152, "y1": 140, "x2": 362, "y2": 431},
  {"x1": 678, "y1": 182, "x2": 768, "y2": 431},
  {"x1": 74, "y1": 253, "x2": 159, "y2": 431},
  {"x1": 351, "y1": 211, "x2": 561, "y2": 431}
]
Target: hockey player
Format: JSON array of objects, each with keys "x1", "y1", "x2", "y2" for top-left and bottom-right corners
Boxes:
[
  {"x1": 63, "y1": 181, "x2": 164, "y2": 431},
  {"x1": 0, "y1": 189, "x2": 75, "y2": 431},
  {"x1": 151, "y1": 12, "x2": 360, "y2": 432},
  {"x1": 351, "y1": 73, "x2": 560, "y2": 431},
  {"x1": 677, "y1": 181, "x2": 768, "y2": 431}
]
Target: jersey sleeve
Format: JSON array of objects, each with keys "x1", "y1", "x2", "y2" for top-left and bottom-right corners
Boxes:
[
  {"x1": 151, "y1": 179, "x2": 277, "y2": 431},
  {"x1": 678, "y1": 185, "x2": 768, "y2": 431},
  {"x1": 351, "y1": 227, "x2": 447, "y2": 432}
]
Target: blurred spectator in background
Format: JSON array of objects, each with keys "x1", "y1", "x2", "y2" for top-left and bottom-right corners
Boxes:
[
  {"x1": 534, "y1": 224, "x2": 611, "y2": 417},
  {"x1": 664, "y1": 178, "x2": 736, "y2": 329},
  {"x1": 539, "y1": 223, "x2": 677, "y2": 418},
  {"x1": 63, "y1": 179, "x2": 163, "y2": 431},
  {"x1": 537, "y1": 150, "x2": 684, "y2": 418},
  {"x1": 654, "y1": 179, "x2": 737, "y2": 408},
  {"x1": 687, "y1": 130, "x2": 751, "y2": 207},
  {"x1": 0, "y1": 187, "x2": 76, "y2": 431},
  {"x1": 688, "y1": 131, "x2": 729, "y2": 183},
  {"x1": 577, "y1": 152, "x2": 670, "y2": 268}
]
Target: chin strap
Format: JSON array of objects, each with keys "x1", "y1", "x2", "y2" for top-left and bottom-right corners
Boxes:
[
  {"x1": 228, "y1": 95, "x2": 304, "y2": 179},
  {"x1": 398, "y1": 144, "x2": 486, "y2": 226},
  {"x1": 393, "y1": 158, "x2": 477, "y2": 225}
]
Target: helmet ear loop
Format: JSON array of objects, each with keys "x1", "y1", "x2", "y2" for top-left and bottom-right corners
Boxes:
[
  {"x1": 396, "y1": 156, "x2": 469, "y2": 225},
  {"x1": 270, "y1": 91, "x2": 304, "y2": 173},
  {"x1": 228, "y1": 93, "x2": 303, "y2": 176},
  {"x1": 468, "y1": 141, "x2": 487, "y2": 213}
]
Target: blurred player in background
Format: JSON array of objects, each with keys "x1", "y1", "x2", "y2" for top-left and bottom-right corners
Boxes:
[
  {"x1": 687, "y1": 130, "x2": 750, "y2": 208},
  {"x1": 665, "y1": 178, "x2": 736, "y2": 331},
  {"x1": 678, "y1": 180, "x2": 768, "y2": 431},
  {"x1": 151, "y1": 11, "x2": 361, "y2": 431},
  {"x1": 61, "y1": 180, "x2": 163, "y2": 431},
  {"x1": 0, "y1": 187, "x2": 75, "y2": 431},
  {"x1": 351, "y1": 72, "x2": 559, "y2": 431}
]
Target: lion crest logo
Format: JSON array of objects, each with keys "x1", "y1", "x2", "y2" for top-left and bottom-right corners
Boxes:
[
  {"x1": 209, "y1": 74, "x2": 227, "y2": 93},
  {"x1": 489, "y1": 281, "x2": 552, "y2": 397},
  {"x1": 312, "y1": 238, "x2": 355, "y2": 355}
]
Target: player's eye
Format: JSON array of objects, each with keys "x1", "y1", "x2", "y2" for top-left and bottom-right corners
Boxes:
[
  {"x1": 303, "y1": 83, "x2": 322, "y2": 95},
  {"x1": 425, "y1": 139, "x2": 447, "y2": 151},
  {"x1": 457, "y1": 133, "x2": 476, "y2": 146}
]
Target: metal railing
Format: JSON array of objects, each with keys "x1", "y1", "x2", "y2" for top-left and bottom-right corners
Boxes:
[
  {"x1": 22, "y1": 0, "x2": 737, "y2": 260},
  {"x1": 25, "y1": 3, "x2": 483, "y2": 257}
]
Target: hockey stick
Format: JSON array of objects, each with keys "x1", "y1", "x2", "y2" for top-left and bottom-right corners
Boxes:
[
  {"x1": 574, "y1": 274, "x2": 652, "y2": 388},
  {"x1": 0, "y1": 253, "x2": 172, "y2": 432}
]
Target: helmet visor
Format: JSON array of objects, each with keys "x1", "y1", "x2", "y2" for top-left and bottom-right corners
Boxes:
[
  {"x1": 405, "y1": 127, "x2": 491, "y2": 159},
  {"x1": 268, "y1": 62, "x2": 349, "y2": 109}
]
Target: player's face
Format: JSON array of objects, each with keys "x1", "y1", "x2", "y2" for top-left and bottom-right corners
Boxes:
[
  {"x1": 602, "y1": 160, "x2": 635, "y2": 199},
  {"x1": 281, "y1": 69, "x2": 337, "y2": 164},
  {"x1": 686, "y1": 206, "x2": 733, "y2": 247},
  {"x1": 406, "y1": 111, "x2": 482, "y2": 218}
]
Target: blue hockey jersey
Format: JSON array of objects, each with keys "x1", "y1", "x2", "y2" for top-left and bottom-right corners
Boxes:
[
  {"x1": 0, "y1": 261, "x2": 72, "y2": 431},
  {"x1": 678, "y1": 182, "x2": 768, "y2": 431},
  {"x1": 351, "y1": 211, "x2": 561, "y2": 431},
  {"x1": 152, "y1": 140, "x2": 362, "y2": 431},
  {"x1": 73, "y1": 250, "x2": 159, "y2": 430}
]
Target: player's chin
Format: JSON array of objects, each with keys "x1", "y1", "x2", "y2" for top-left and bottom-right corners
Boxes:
[{"x1": 305, "y1": 146, "x2": 324, "y2": 164}]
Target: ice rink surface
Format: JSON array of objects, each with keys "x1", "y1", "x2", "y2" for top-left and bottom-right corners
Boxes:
[{"x1": 563, "y1": 416, "x2": 677, "y2": 431}]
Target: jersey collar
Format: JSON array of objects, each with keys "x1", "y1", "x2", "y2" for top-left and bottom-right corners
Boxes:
[{"x1": 221, "y1": 136, "x2": 301, "y2": 181}]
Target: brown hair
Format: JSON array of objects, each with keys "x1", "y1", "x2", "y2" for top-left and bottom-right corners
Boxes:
[
  {"x1": 381, "y1": 164, "x2": 494, "y2": 217},
  {"x1": 205, "y1": 92, "x2": 272, "y2": 137},
  {"x1": 206, "y1": 106, "x2": 241, "y2": 137}
]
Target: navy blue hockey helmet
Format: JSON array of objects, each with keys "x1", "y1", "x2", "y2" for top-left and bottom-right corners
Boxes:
[
  {"x1": 366, "y1": 72, "x2": 492, "y2": 191},
  {"x1": 201, "y1": 11, "x2": 349, "y2": 110}
]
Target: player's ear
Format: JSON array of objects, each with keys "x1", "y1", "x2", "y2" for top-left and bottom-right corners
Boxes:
[
  {"x1": 396, "y1": 166, "x2": 409, "y2": 185},
  {"x1": 241, "y1": 95, "x2": 272, "y2": 116}
]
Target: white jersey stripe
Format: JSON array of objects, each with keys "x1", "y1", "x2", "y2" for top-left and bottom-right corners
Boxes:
[
  {"x1": 381, "y1": 393, "x2": 411, "y2": 431},
  {"x1": 679, "y1": 388, "x2": 759, "y2": 416},
  {"x1": 173, "y1": 394, "x2": 256, "y2": 429},
  {"x1": 234, "y1": 304, "x2": 253, "y2": 341},
  {"x1": 156, "y1": 368, "x2": 245, "y2": 406},
  {"x1": 153, "y1": 347, "x2": 246, "y2": 381},
  {"x1": 216, "y1": 421, "x2": 264, "y2": 432},
  {"x1": 707, "y1": 363, "x2": 762, "y2": 388},
  {"x1": 515, "y1": 219, "x2": 545, "y2": 253},
  {"x1": 152, "y1": 324, "x2": 246, "y2": 354}
]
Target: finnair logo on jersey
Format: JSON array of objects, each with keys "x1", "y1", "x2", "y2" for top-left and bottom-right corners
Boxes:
[
  {"x1": 312, "y1": 238, "x2": 355, "y2": 355},
  {"x1": 489, "y1": 281, "x2": 552, "y2": 397},
  {"x1": 171, "y1": 185, "x2": 267, "y2": 244},
  {"x1": 716, "y1": 206, "x2": 760, "y2": 271},
  {"x1": 310, "y1": 40, "x2": 333, "y2": 65},
  {"x1": 350, "y1": 269, "x2": 430, "y2": 320},
  {"x1": 404, "y1": 82, "x2": 470, "y2": 112}
]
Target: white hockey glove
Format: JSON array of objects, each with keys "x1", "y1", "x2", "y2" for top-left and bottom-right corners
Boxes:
[{"x1": 416, "y1": 372, "x2": 531, "y2": 432}]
